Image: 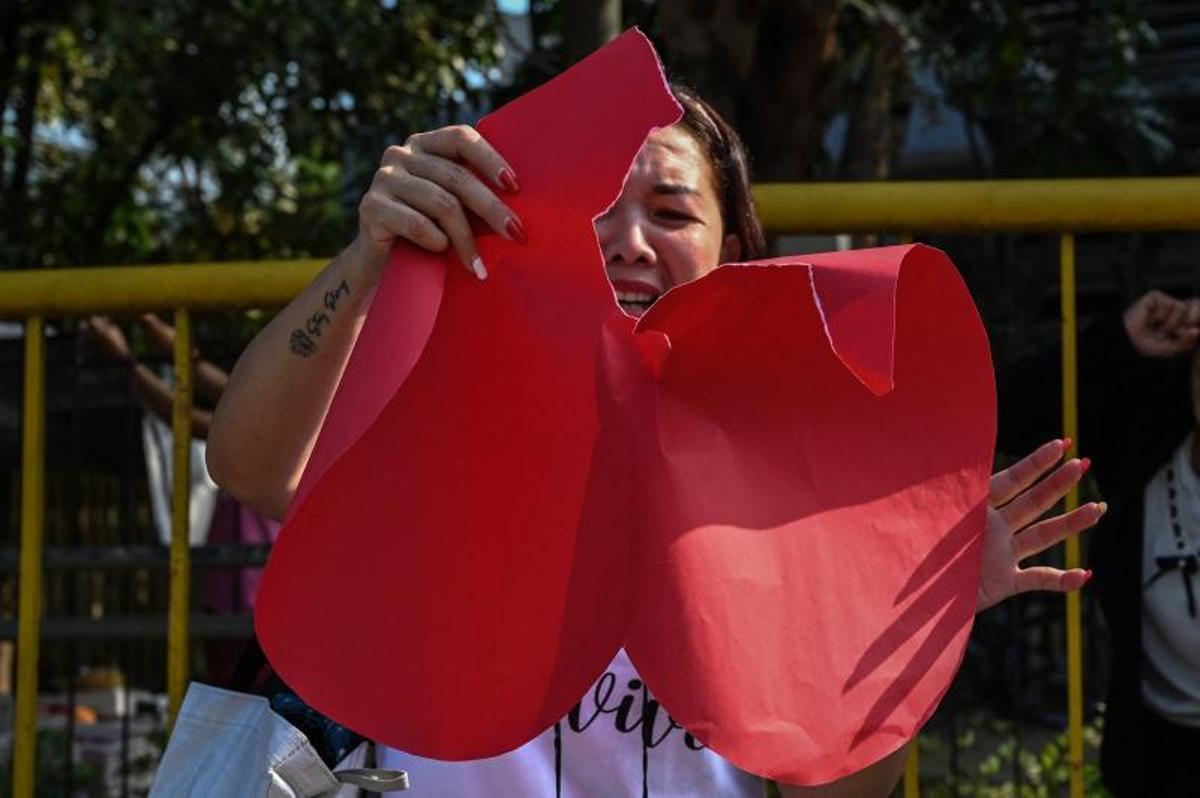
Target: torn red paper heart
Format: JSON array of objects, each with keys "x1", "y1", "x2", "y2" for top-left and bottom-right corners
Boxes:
[{"x1": 255, "y1": 29, "x2": 995, "y2": 785}]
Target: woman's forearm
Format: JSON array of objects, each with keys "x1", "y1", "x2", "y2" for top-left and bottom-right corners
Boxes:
[
  {"x1": 207, "y1": 236, "x2": 385, "y2": 519},
  {"x1": 128, "y1": 363, "x2": 214, "y2": 439},
  {"x1": 194, "y1": 359, "x2": 229, "y2": 404},
  {"x1": 138, "y1": 312, "x2": 230, "y2": 403}
]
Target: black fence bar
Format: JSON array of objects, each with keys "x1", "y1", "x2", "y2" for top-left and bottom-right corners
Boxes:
[
  {"x1": 0, "y1": 543, "x2": 271, "y2": 571},
  {"x1": 0, "y1": 614, "x2": 254, "y2": 640}
]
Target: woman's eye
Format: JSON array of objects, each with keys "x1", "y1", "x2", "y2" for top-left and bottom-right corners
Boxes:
[{"x1": 655, "y1": 209, "x2": 698, "y2": 223}]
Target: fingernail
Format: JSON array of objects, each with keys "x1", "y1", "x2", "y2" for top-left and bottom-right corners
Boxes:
[
  {"x1": 471, "y1": 256, "x2": 488, "y2": 281},
  {"x1": 505, "y1": 216, "x2": 527, "y2": 244},
  {"x1": 497, "y1": 167, "x2": 519, "y2": 193},
  {"x1": 1097, "y1": 501, "x2": 1108, "y2": 515},
  {"x1": 1083, "y1": 569, "x2": 1093, "y2": 583},
  {"x1": 1060, "y1": 436, "x2": 1073, "y2": 450},
  {"x1": 1079, "y1": 457, "x2": 1091, "y2": 475}
]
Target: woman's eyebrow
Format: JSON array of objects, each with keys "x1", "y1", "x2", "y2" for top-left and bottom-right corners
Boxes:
[{"x1": 652, "y1": 182, "x2": 697, "y2": 196}]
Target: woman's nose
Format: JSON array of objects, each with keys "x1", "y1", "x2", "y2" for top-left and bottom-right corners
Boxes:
[{"x1": 597, "y1": 213, "x2": 656, "y2": 266}]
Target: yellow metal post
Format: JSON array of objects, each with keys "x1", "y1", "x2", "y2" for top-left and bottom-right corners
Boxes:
[
  {"x1": 903, "y1": 741, "x2": 920, "y2": 797},
  {"x1": 167, "y1": 309, "x2": 194, "y2": 726},
  {"x1": 1060, "y1": 234, "x2": 1084, "y2": 798},
  {"x1": 13, "y1": 317, "x2": 46, "y2": 798}
]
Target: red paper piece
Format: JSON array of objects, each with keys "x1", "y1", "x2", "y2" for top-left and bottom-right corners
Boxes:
[{"x1": 256, "y1": 29, "x2": 996, "y2": 786}]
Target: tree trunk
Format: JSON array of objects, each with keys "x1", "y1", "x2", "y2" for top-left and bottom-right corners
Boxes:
[
  {"x1": 654, "y1": 0, "x2": 845, "y2": 181},
  {"x1": 837, "y1": 13, "x2": 912, "y2": 248},
  {"x1": 837, "y1": 16, "x2": 911, "y2": 182},
  {"x1": 562, "y1": 0, "x2": 622, "y2": 66}
]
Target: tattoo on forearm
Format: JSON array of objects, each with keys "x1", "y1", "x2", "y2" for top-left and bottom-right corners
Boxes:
[
  {"x1": 289, "y1": 329, "x2": 317, "y2": 356},
  {"x1": 324, "y1": 280, "x2": 350, "y2": 312},
  {"x1": 289, "y1": 279, "x2": 350, "y2": 357}
]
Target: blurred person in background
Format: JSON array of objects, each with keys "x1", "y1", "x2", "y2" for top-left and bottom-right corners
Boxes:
[
  {"x1": 83, "y1": 314, "x2": 280, "y2": 684},
  {"x1": 998, "y1": 289, "x2": 1200, "y2": 797}
]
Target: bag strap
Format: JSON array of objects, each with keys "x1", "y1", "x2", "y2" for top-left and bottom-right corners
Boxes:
[
  {"x1": 228, "y1": 633, "x2": 281, "y2": 696},
  {"x1": 335, "y1": 768, "x2": 411, "y2": 792}
]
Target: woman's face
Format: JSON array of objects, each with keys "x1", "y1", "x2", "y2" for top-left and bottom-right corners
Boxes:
[{"x1": 595, "y1": 125, "x2": 741, "y2": 317}]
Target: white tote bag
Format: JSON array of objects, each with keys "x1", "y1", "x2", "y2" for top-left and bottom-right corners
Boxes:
[{"x1": 149, "y1": 683, "x2": 408, "y2": 797}]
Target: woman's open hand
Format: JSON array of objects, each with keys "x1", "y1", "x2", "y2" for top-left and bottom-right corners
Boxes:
[
  {"x1": 356, "y1": 125, "x2": 525, "y2": 280},
  {"x1": 976, "y1": 438, "x2": 1106, "y2": 612}
]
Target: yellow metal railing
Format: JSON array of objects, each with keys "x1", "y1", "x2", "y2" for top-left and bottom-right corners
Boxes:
[
  {"x1": 3, "y1": 178, "x2": 1198, "y2": 798},
  {"x1": 754, "y1": 176, "x2": 1200, "y2": 232},
  {"x1": 1, "y1": 259, "x2": 321, "y2": 796}
]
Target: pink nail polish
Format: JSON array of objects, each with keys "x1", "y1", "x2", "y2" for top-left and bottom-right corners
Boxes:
[
  {"x1": 505, "y1": 216, "x2": 527, "y2": 244},
  {"x1": 497, "y1": 167, "x2": 519, "y2": 193},
  {"x1": 1079, "y1": 457, "x2": 1091, "y2": 475},
  {"x1": 1083, "y1": 569, "x2": 1093, "y2": 583},
  {"x1": 471, "y1": 256, "x2": 488, "y2": 281}
]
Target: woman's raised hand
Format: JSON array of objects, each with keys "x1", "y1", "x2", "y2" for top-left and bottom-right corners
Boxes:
[
  {"x1": 356, "y1": 125, "x2": 525, "y2": 280},
  {"x1": 1123, "y1": 289, "x2": 1200, "y2": 358},
  {"x1": 976, "y1": 439, "x2": 1107, "y2": 612},
  {"x1": 82, "y1": 315, "x2": 133, "y2": 363},
  {"x1": 208, "y1": 128, "x2": 524, "y2": 519}
]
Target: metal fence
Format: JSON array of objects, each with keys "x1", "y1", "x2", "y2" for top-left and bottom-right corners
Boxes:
[{"x1": 2, "y1": 176, "x2": 1198, "y2": 797}]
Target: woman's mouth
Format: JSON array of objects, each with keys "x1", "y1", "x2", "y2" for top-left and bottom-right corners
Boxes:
[
  {"x1": 616, "y1": 289, "x2": 660, "y2": 316},
  {"x1": 610, "y1": 278, "x2": 663, "y2": 317}
]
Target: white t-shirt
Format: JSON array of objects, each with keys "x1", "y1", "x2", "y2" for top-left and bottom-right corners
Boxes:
[
  {"x1": 1142, "y1": 434, "x2": 1200, "y2": 726},
  {"x1": 378, "y1": 649, "x2": 764, "y2": 797}
]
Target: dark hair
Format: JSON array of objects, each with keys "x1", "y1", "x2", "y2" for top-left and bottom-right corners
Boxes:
[{"x1": 669, "y1": 83, "x2": 767, "y2": 261}]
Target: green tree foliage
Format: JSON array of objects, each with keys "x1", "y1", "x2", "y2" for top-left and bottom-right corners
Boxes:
[
  {"x1": 0, "y1": 0, "x2": 501, "y2": 269},
  {"x1": 1, "y1": 0, "x2": 1179, "y2": 272},
  {"x1": 905, "y1": 0, "x2": 1173, "y2": 177}
]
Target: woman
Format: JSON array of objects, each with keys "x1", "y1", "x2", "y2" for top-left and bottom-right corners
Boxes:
[{"x1": 207, "y1": 84, "x2": 1101, "y2": 796}]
